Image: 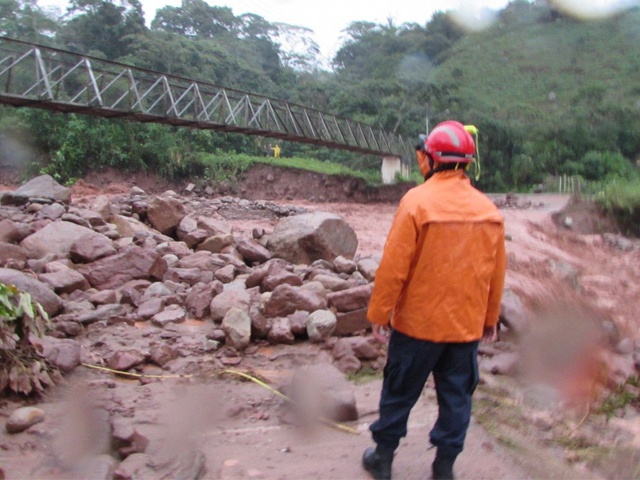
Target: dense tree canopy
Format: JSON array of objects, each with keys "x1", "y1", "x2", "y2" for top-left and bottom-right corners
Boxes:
[{"x1": 0, "y1": 0, "x2": 638, "y2": 190}]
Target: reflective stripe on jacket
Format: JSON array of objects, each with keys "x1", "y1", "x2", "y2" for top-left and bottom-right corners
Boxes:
[{"x1": 367, "y1": 169, "x2": 506, "y2": 343}]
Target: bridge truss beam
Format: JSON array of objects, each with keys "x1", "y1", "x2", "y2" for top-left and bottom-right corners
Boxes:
[{"x1": 0, "y1": 37, "x2": 413, "y2": 159}]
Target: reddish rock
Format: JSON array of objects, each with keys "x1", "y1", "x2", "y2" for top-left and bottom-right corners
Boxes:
[
  {"x1": 313, "y1": 274, "x2": 349, "y2": 292},
  {"x1": 0, "y1": 219, "x2": 32, "y2": 244},
  {"x1": 90, "y1": 195, "x2": 111, "y2": 221},
  {"x1": 262, "y1": 272, "x2": 303, "y2": 292},
  {"x1": 267, "y1": 317, "x2": 294, "y2": 344},
  {"x1": 234, "y1": 236, "x2": 272, "y2": 263},
  {"x1": 176, "y1": 216, "x2": 197, "y2": 240},
  {"x1": 151, "y1": 305, "x2": 186, "y2": 326},
  {"x1": 197, "y1": 234, "x2": 234, "y2": 253},
  {"x1": 249, "y1": 304, "x2": 271, "y2": 338},
  {"x1": 197, "y1": 216, "x2": 232, "y2": 236},
  {"x1": 222, "y1": 308, "x2": 251, "y2": 349},
  {"x1": 210, "y1": 289, "x2": 251, "y2": 322},
  {"x1": 70, "y1": 234, "x2": 116, "y2": 263},
  {"x1": 35, "y1": 337, "x2": 81, "y2": 372},
  {"x1": 108, "y1": 350, "x2": 146, "y2": 371},
  {"x1": 183, "y1": 229, "x2": 209, "y2": 248},
  {"x1": 0, "y1": 268, "x2": 62, "y2": 316},
  {"x1": 163, "y1": 267, "x2": 211, "y2": 286},
  {"x1": 156, "y1": 241, "x2": 191, "y2": 258},
  {"x1": 111, "y1": 417, "x2": 149, "y2": 459},
  {"x1": 0, "y1": 242, "x2": 27, "y2": 265},
  {"x1": 337, "y1": 355, "x2": 362, "y2": 374},
  {"x1": 137, "y1": 298, "x2": 165, "y2": 320},
  {"x1": 288, "y1": 310, "x2": 309, "y2": 336},
  {"x1": 149, "y1": 344, "x2": 179, "y2": 367},
  {"x1": 78, "y1": 247, "x2": 167, "y2": 290},
  {"x1": 119, "y1": 280, "x2": 151, "y2": 306},
  {"x1": 215, "y1": 264, "x2": 236, "y2": 283},
  {"x1": 178, "y1": 251, "x2": 226, "y2": 271},
  {"x1": 267, "y1": 212, "x2": 358, "y2": 264},
  {"x1": 327, "y1": 284, "x2": 373, "y2": 313},
  {"x1": 264, "y1": 284, "x2": 327, "y2": 317},
  {"x1": 147, "y1": 195, "x2": 185, "y2": 235},
  {"x1": 185, "y1": 281, "x2": 223, "y2": 319},
  {"x1": 335, "y1": 308, "x2": 371, "y2": 336},
  {"x1": 39, "y1": 269, "x2": 90, "y2": 294},
  {"x1": 20, "y1": 221, "x2": 104, "y2": 259},
  {"x1": 89, "y1": 289, "x2": 118, "y2": 305},
  {"x1": 333, "y1": 337, "x2": 381, "y2": 360}
]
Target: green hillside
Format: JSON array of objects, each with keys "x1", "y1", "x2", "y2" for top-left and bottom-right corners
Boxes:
[{"x1": 436, "y1": 11, "x2": 640, "y2": 121}]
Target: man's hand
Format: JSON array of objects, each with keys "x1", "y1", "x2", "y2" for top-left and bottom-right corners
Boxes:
[
  {"x1": 481, "y1": 325, "x2": 498, "y2": 343},
  {"x1": 372, "y1": 324, "x2": 390, "y2": 343}
]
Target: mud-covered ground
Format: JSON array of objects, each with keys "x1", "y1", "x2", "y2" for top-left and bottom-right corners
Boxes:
[{"x1": 1, "y1": 173, "x2": 640, "y2": 479}]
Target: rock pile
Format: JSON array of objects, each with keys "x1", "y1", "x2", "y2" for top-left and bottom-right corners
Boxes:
[{"x1": 0, "y1": 175, "x2": 383, "y2": 378}]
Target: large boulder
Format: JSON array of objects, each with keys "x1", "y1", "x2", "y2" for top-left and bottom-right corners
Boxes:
[
  {"x1": 20, "y1": 221, "x2": 105, "y2": 259},
  {"x1": 147, "y1": 195, "x2": 186, "y2": 235},
  {"x1": 78, "y1": 246, "x2": 167, "y2": 290},
  {"x1": 267, "y1": 212, "x2": 358, "y2": 264},
  {"x1": 0, "y1": 268, "x2": 62, "y2": 316},
  {"x1": 1, "y1": 175, "x2": 71, "y2": 205},
  {"x1": 264, "y1": 284, "x2": 327, "y2": 317}
]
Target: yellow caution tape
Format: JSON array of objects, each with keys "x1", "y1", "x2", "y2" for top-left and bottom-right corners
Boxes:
[{"x1": 81, "y1": 363, "x2": 360, "y2": 436}]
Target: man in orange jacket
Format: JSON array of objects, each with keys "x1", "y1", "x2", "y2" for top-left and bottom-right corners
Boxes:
[{"x1": 362, "y1": 121, "x2": 506, "y2": 480}]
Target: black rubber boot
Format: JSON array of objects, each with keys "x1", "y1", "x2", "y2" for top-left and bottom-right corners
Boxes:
[
  {"x1": 431, "y1": 450, "x2": 457, "y2": 480},
  {"x1": 362, "y1": 446, "x2": 394, "y2": 480}
]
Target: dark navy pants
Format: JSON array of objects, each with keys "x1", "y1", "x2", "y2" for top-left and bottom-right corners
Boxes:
[{"x1": 370, "y1": 329, "x2": 479, "y2": 457}]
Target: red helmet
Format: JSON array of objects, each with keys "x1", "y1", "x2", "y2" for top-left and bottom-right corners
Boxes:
[{"x1": 425, "y1": 121, "x2": 475, "y2": 163}]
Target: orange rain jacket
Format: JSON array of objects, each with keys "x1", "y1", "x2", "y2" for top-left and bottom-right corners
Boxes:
[{"x1": 367, "y1": 169, "x2": 506, "y2": 343}]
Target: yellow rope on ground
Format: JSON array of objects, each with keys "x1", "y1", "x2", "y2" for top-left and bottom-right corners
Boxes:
[{"x1": 81, "y1": 363, "x2": 361, "y2": 436}]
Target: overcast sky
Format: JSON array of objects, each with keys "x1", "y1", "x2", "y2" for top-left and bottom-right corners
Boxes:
[
  {"x1": 36, "y1": 0, "x2": 635, "y2": 64},
  {"x1": 36, "y1": 0, "x2": 512, "y2": 62}
]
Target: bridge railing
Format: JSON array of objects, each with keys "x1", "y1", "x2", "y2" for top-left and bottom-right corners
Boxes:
[{"x1": 0, "y1": 37, "x2": 413, "y2": 159}]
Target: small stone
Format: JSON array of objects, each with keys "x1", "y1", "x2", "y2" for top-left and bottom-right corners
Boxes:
[
  {"x1": 151, "y1": 305, "x2": 186, "y2": 326},
  {"x1": 307, "y1": 310, "x2": 337, "y2": 342},
  {"x1": 5, "y1": 407, "x2": 46, "y2": 434},
  {"x1": 215, "y1": 264, "x2": 236, "y2": 283},
  {"x1": 108, "y1": 350, "x2": 146, "y2": 371},
  {"x1": 222, "y1": 307, "x2": 252, "y2": 350},
  {"x1": 267, "y1": 317, "x2": 295, "y2": 344},
  {"x1": 149, "y1": 344, "x2": 179, "y2": 367}
]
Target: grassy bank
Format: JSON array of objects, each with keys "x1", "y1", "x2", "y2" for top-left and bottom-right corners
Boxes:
[{"x1": 596, "y1": 179, "x2": 640, "y2": 236}]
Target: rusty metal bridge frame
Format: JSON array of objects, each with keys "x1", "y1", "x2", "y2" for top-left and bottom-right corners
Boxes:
[{"x1": 0, "y1": 37, "x2": 413, "y2": 160}]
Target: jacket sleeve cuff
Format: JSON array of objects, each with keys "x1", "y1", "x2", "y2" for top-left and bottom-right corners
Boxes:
[
  {"x1": 484, "y1": 316, "x2": 499, "y2": 328},
  {"x1": 367, "y1": 307, "x2": 390, "y2": 326}
]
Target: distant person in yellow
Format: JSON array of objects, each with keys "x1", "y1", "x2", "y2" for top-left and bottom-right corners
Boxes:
[{"x1": 271, "y1": 144, "x2": 281, "y2": 158}]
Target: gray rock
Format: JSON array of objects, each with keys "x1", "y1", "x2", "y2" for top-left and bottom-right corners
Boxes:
[
  {"x1": 306, "y1": 310, "x2": 337, "y2": 342},
  {"x1": 0, "y1": 268, "x2": 62, "y2": 316},
  {"x1": 142, "y1": 282, "x2": 172, "y2": 301},
  {"x1": 5, "y1": 407, "x2": 45, "y2": 434},
  {"x1": 499, "y1": 289, "x2": 530, "y2": 337},
  {"x1": 78, "y1": 304, "x2": 126, "y2": 325},
  {"x1": 267, "y1": 212, "x2": 358, "y2": 264},
  {"x1": 138, "y1": 298, "x2": 165, "y2": 320},
  {"x1": 333, "y1": 255, "x2": 357, "y2": 274},
  {"x1": 222, "y1": 307, "x2": 252, "y2": 350},
  {"x1": 152, "y1": 305, "x2": 186, "y2": 327},
  {"x1": 357, "y1": 258, "x2": 379, "y2": 282},
  {"x1": 1, "y1": 175, "x2": 70, "y2": 205},
  {"x1": 40, "y1": 202, "x2": 65, "y2": 219},
  {"x1": 91, "y1": 195, "x2": 112, "y2": 221}
]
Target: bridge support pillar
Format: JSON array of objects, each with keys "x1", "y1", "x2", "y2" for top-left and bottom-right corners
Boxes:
[{"x1": 381, "y1": 156, "x2": 410, "y2": 184}]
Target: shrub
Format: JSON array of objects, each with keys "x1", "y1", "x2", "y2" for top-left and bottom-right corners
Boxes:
[{"x1": 0, "y1": 283, "x2": 60, "y2": 395}]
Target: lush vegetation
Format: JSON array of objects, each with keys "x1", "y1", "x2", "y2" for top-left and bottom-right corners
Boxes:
[
  {"x1": 596, "y1": 179, "x2": 640, "y2": 236},
  {"x1": 0, "y1": 0, "x2": 639, "y2": 194},
  {"x1": 0, "y1": 283, "x2": 59, "y2": 395}
]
